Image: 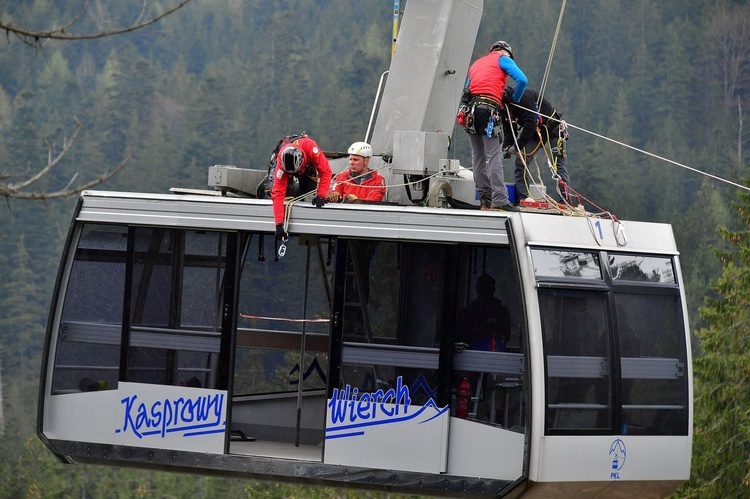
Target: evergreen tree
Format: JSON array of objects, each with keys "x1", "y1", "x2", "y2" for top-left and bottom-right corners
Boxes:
[
  {"x1": 679, "y1": 181, "x2": 750, "y2": 497},
  {"x1": 91, "y1": 49, "x2": 130, "y2": 167},
  {"x1": 676, "y1": 178, "x2": 731, "y2": 342},
  {"x1": 7, "y1": 88, "x2": 45, "y2": 185},
  {"x1": 2, "y1": 1, "x2": 750, "y2": 494},
  {"x1": 0, "y1": 235, "x2": 47, "y2": 368}
]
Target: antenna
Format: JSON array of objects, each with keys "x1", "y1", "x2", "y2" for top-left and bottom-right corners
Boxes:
[{"x1": 391, "y1": 0, "x2": 400, "y2": 59}]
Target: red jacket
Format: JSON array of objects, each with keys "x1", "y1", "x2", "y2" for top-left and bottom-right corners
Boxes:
[
  {"x1": 271, "y1": 136, "x2": 332, "y2": 224},
  {"x1": 331, "y1": 169, "x2": 386, "y2": 202},
  {"x1": 468, "y1": 51, "x2": 508, "y2": 104}
]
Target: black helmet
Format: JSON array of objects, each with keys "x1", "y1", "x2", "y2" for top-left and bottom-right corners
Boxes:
[
  {"x1": 490, "y1": 40, "x2": 513, "y2": 59},
  {"x1": 503, "y1": 85, "x2": 515, "y2": 103},
  {"x1": 280, "y1": 146, "x2": 303, "y2": 174}
]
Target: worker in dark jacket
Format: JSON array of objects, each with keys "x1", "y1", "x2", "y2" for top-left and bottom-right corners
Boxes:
[{"x1": 501, "y1": 86, "x2": 573, "y2": 205}]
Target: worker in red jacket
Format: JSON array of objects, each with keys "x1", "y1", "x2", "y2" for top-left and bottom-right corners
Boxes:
[
  {"x1": 327, "y1": 142, "x2": 386, "y2": 204},
  {"x1": 271, "y1": 134, "x2": 332, "y2": 240}
]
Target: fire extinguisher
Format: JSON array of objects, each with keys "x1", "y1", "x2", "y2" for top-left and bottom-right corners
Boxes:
[{"x1": 456, "y1": 377, "x2": 471, "y2": 419}]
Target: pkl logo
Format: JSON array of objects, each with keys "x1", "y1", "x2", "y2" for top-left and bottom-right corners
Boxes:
[{"x1": 609, "y1": 438, "x2": 626, "y2": 479}]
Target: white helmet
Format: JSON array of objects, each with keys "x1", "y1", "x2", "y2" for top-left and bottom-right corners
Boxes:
[{"x1": 347, "y1": 141, "x2": 372, "y2": 158}]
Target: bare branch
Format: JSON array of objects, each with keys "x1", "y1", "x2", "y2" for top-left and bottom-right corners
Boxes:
[
  {"x1": 56, "y1": 1, "x2": 91, "y2": 38},
  {"x1": 1, "y1": 119, "x2": 128, "y2": 200},
  {"x1": 7, "y1": 118, "x2": 83, "y2": 191},
  {"x1": 2, "y1": 156, "x2": 129, "y2": 200},
  {"x1": 0, "y1": 0, "x2": 192, "y2": 49}
]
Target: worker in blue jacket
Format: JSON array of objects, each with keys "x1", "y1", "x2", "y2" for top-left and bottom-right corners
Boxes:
[{"x1": 460, "y1": 40, "x2": 527, "y2": 212}]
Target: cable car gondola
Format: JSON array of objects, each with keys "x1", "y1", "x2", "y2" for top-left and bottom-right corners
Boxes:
[
  {"x1": 38, "y1": 0, "x2": 691, "y2": 495},
  {"x1": 37, "y1": 191, "x2": 691, "y2": 497}
]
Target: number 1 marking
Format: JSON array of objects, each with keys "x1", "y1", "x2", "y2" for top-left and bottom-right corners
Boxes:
[{"x1": 594, "y1": 220, "x2": 604, "y2": 239}]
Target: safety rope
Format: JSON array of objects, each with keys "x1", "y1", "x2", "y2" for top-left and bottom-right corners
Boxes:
[
  {"x1": 503, "y1": 106, "x2": 554, "y2": 210},
  {"x1": 279, "y1": 169, "x2": 323, "y2": 258},
  {"x1": 278, "y1": 86, "x2": 750, "y2": 243},
  {"x1": 507, "y1": 100, "x2": 750, "y2": 192},
  {"x1": 331, "y1": 167, "x2": 385, "y2": 189},
  {"x1": 538, "y1": 0, "x2": 567, "y2": 106},
  {"x1": 337, "y1": 161, "x2": 452, "y2": 191},
  {"x1": 277, "y1": 193, "x2": 307, "y2": 259},
  {"x1": 501, "y1": 104, "x2": 615, "y2": 221}
]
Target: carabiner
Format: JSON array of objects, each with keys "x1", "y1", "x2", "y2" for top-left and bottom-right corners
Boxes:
[
  {"x1": 277, "y1": 241, "x2": 287, "y2": 259},
  {"x1": 615, "y1": 222, "x2": 628, "y2": 247}
]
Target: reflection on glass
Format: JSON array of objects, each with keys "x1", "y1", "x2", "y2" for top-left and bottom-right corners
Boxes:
[
  {"x1": 540, "y1": 294, "x2": 611, "y2": 431},
  {"x1": 126, "y1": 228, "x2": 227, "y2": 388},
  {"x1": 235, "y1": 234, "x2": 331, "y2": 397},
  {"x1": 532, "y1": 249, "x2": 602, "y2": 279},
  {"x1": 615, "y1": 293, "x2": 687, "y2": 435},
  {"x1": 237, "y1": 235, "x2": 330, "y2": 335},
  {"x1": 609, "y1": 254, "x2": 675, "y2": 283},
  {"x1": 52, "y1": 224, "x2": 127, "y2": 394},
  {"x1": 450, "y1": 246, "x2": 527, "y2": 431}
]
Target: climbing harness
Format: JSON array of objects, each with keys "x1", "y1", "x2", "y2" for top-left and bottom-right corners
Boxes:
[{"x1": 457, "y1": 96, "x2": 501, "y2": 137}]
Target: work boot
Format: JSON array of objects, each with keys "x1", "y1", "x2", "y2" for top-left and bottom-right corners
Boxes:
[
  {"x1": 479, "y1": 192, "x2": 491, "y2": 210},
  {"x1": 489, "y1": 203, "x2": 520, "y2": 212}
]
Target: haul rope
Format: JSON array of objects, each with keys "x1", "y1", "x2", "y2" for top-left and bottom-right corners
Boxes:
[{"x1": 239, "y1": 313, "x2": 330, "y2": 323}]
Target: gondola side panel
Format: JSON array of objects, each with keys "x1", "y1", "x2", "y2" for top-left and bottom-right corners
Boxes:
[{"x1": 324, "y1": 388, "x2": 450, "y2": 473}]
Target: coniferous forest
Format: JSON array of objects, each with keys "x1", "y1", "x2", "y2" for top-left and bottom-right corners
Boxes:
[{"x1": 1, "y1": 0, "x2": 749, "y2": 497}]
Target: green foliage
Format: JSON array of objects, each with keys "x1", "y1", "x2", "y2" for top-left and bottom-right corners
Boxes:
[
  {"x1": 677, "y1": 185, "x2": 750, "y2": 497},
  {"x1": 0, "y1": 235, "x2": 49, "y2": 369},
  {"x1": 1, "y1": 0, "x2": 749, "y2": 495}
]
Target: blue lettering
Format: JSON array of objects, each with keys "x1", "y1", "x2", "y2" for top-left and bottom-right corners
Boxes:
[
  {"x1": 395, "y1": 376, "x2": 411, "y2": 414},
  {"x1": 150, "y1": 401, "x2": 162, "y2": 429},
  {"x1": 171, "y1": 398, "x2": 184, "y2": 426},
  {"x1": 371, "y1": 389, "x2": 385, "y2": 418},
  {"x1": 135, "y1": 402, "x2": 149, "y2": 431},
  {"x1": 325, "y1": 376, "x2": 449, "y2": 441},
  {"x1": 162, "y1": 399, "x2": 173, "y2": 437},
  {"x1": 327, "y1": 377, "x2": 415, "y2": 423},
  {"x1": 381, "y1": 387, "x2": 396, "y2": 416},
  {"x1": 382, "y1": 387, "x2": 395, "y2": 404},
  {"x1": 181, "y1": 398, "x2": 195, "y2": 422},
  {"x1": 348, "y1": 387, "x2": 359, "y2": 422},
  {"x1": 197, "y1": 397, "x2": 209, "y2": 420},
  {"x1": 207, "y1": 393, "x2": 222, "y2": 419},
  {"x1": 118, "y1": 391, "x2": 225, "y2": 440},
  {"x1": 357, "y1": 393, "x2": 372, "y2": 420},
  {"x1": 120, "y1": 395, "x2": 141, "y2": 437},
  {"x1": 328, "y1": 386, "x2": 350, "y2": 424}
]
